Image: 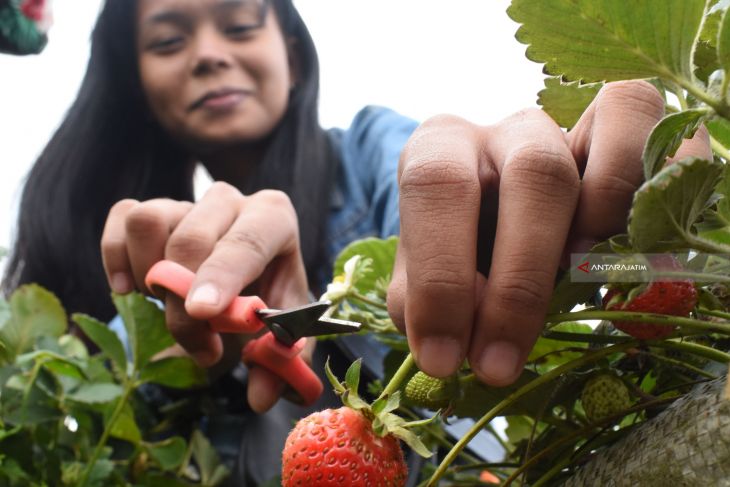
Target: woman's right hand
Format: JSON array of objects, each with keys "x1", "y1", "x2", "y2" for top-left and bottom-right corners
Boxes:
[{"x1": 100, "y1": 182, "x2": 312, "y2": 412}]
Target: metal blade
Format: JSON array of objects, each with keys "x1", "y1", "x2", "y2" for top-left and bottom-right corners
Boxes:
[{"x1": 258, "y1": 301, "x2": 359, "y2": 346}]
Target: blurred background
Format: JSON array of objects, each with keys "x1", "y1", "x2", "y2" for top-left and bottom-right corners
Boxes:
[{"x1": 0, "y1": 0, "x2": 545, "y2": 263}]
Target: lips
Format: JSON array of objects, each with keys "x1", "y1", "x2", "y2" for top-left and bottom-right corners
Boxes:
[{"x1": 188, "y1": 87, "x2": 250, "y2": 111}]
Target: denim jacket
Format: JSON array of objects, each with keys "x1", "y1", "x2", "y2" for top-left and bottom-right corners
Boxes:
[{"x1": 317, "y1": 105, "x2": 419, "y2": 288}]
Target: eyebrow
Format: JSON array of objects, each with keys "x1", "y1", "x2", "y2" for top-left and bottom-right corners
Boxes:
[
  {"x1": 141, "y1": 10, "x2": 191, "y2": 29},
  {"x1": 141, "y1": 1, "x2": 261, "y2": 28}
]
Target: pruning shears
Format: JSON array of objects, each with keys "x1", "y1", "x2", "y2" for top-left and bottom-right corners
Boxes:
[{"x1": 144, "y1": 260, "x2": 361, "y2": 406}]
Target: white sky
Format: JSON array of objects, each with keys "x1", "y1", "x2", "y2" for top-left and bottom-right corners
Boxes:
[{"x1": 0, "y1": 0, "x2": 545, "y2": 256}]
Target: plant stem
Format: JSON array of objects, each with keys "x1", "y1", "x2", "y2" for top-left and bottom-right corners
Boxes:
[
  {"x1": 651, "y1": 339, "x2": 730, "y2": 364},
  {"x1": 665, "y1": 71, "x2": 730, "y2": 118},
  {"x1": 541, "y1": 331, "x2": 632, "y2": 344},
  {"x1": 350, "y1": 292, "x2": 388, "y2": 310},
  {"x1": 642, "y1": 350, "x2": 717, "y2": 379},
  {"x1": 545, "y1": 309, "x2": 730, "y2": 335},
  {"x1": 698, "y1": 308, "x2": 730, "y2": 321},
  {"x1": 710, "y1": 135, "x2": 730, "y2": 161},
  {"x1": 651, "y1": 271, "x2": 730, "y2": 284},
  {"x1": 377, "y1": 353, "x2": 415, "y2": 402},
  {"x1": 78, "y1": 384, "x2": 134, "y2": 487},
  {"x1": 425, "y1": 342, "x2": 637, "y2": 486},
  {"x1": 501, "y1": 396, "x2": 672, "y2": 486},
  {"x1": 683, "y1": 232, "x2": 730, "y2": 255}
]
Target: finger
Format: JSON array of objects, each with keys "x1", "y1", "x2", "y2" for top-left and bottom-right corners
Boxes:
[
  {"x1": 185, "y1": 189, "x2": 307, "y2": 319},
  {"x1": 165, "y1": 293, "x2": 223, "y2": 366},
  {"x1": 471, "y1": 108, "x2": 581, "y2": 385},
  {"x1": 247, "y1": 366, "x2": 287, "y2": 413},
  {"x1": 387, "y1": 244, "x2": 407, "y2": 333},
  {"x1": 125, "y1": 199, "x2": 193, "y2": 292},
  {"x1": 397, "y1": 115, "x2": 483, "y2": 378},
  {"x1": 163, "y1": 182, "x2": 246, "y2": 271},
  {"x1": 101, "y1": 199, "x2": 138, "y2": 294},
  {"x1": 564, "y1": 80, "x2": 665, "y2": 255},
  {"x1": 669, "y1": 125, "x2": 712, "y2": 163}
]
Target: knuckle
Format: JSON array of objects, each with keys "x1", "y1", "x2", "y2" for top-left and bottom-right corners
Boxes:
[
  {"x1": 109, "y1": 198, "x2": 138, "y2": 217},
  {"x1": 207, "y1": 181, "x2": 243, "y2": 200},
  {"x1": 125, "y1": 203, "x2": 169, "y2": 239},
  {"x1": 492, "y1": 271, "x2": 550, "y2": 312},
  {"x1": 219, "y1": 229, "x2": 270, "y2": 261},
  {"x1": 253, "y1": 189, "x2": 295, "y2": 212},
  {"x1": 589, "y1": 172, "x2": 639, "y2": 202},
  {"x1": 506, "y1": 142, "x2": 579, "y2": 190},
  {"x1": 399, "y1": 152, "x2": 480, "y2": 199},
  {"x1": 415, "y1": 261, "x2": 473, "y2": 297},
  {"x1": 597, "y1": 80, "x2": 664, "y2": 121},
  {"x1": 165, "y1": 229, "x2": 216, "y2": 261}
]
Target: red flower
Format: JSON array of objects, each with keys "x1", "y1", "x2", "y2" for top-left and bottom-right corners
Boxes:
[{"x1": 20, "y1": 0, "x2": 46, "y2": 22}]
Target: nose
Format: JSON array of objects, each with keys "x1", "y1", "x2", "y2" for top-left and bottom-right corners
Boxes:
[{"x1": 191, "y1": 27, "x2": 233, "y2": 76}]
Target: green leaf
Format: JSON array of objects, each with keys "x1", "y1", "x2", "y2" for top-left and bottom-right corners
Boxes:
[
  {"x1": 528, "y1": 322, "x2": 592, "y2": 373},
  {"x1": 450, "y1": 369, "x2": 549, "y2": 419},
  {"x1": 697, "y1": 164, "x2": 730, "y2": 244},
  {"x1": 628, "y1": 157, "x2": 725, "y2": 251},
  {"x1": 324, "y1": 357, "x2": 346, "y2": 395},
  {"x1": 372, "y1": 391, "x2": 401, "y2": 416},
  {"x1": 694, "y1": 8, "x2": 724, "y2": 82},
  {"x1": 333, "y1": 237, "x2": 398, "y2": 295},
  {"x1": 139, "y1": 357, "x2": 206, "y2": 389},
  {"x1": 344, "y1": 358, "x2": 362, "y2": 395},
  {"x1": 390, "y1": 425, "x2": 433, "y2": 458},
  {"x1": 0, "y1": 284, "x2": 66, "y2": 362},
  {"x1": 707, "y1": 117, "x2": 730, "y2": 149},
  {"x1": 538, "y1": 77, "x2": 602, "y2": 129},
  {"x1": 191, "y1": 429, "x2": 230, "y2": 486},
  {"x1": 67, "y1": 383, "x2": 123, "y2": 405},
  {"x1": 106, "y1": 399, "x2": 141, "y2": 444},
  {"x1": 718, "y1": 8, "x2": 730, "y2": 72},
  {"x1": 548, "y1": 240, "x2": 613, "y2": 314},
  {"x1": 86, "y1": 458, "x2": 114, "y2": 487},
  {"x1": 507, "y1": 0, "x2": 706, "y2": 82},
  {"x1": 58, "y1": 334, "x2": 89, "y2": 360},
  {"x1": 73, "y1": 313, "x2": 127, "y2": 375},
  {"x1": 15, "y1": 350, "x2": 87, "y2": 380},
  {"x1": 144, "y1": 437, "x2": 187, "y2": 471},
  {"x1": 113, "y1": 292, "x2": 174, "y2": 371},
  {"x1": 642, "y1": 109, "x2": 709, "y2": 180}
]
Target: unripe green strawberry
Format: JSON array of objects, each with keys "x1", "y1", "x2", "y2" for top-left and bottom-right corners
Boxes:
[
  {"x1": 404, "y1": 371, "x2": 456, "y2": 409},
  {"x1": 580, "y1": 373, "x2": 632, "y2": 422}
]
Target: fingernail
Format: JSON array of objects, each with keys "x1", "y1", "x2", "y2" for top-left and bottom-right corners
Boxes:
[
  {"x1": 417, "y1": 337, "x2": 462, "y2": 378},
  {"x1": 478, "y1": 341, "x2": 521, "y2": 384},
  {"x1": 188, "y1": 283, "x2": 220, "y2": 306},
  {"x1": 110, "y1": 273, "x2": 133, "y2": 294}
]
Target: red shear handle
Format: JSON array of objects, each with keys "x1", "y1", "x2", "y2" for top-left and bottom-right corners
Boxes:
[
  {"x1": 145, "y1": 260, "x2": 266, "y2": 334},
  {"x1": 242, "y1": 334, "x2": 324, "y2": 406}
]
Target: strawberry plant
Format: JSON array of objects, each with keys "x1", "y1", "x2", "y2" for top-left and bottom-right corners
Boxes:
[
  {"x1": 307, "y1": 2, "x2": 730, "y2": 484},
  {"x1": 0, "y1": 285, "x2": 229, "y2": 486}
]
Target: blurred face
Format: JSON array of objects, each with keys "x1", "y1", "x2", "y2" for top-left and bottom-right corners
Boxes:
[{"x1": 136, "y1": 0, "x2": 294, "y2": 151}]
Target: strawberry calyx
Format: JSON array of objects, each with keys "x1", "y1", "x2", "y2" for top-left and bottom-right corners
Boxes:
[{"x1": 325, "y1": 358, "x2": 434, "y2": 458}]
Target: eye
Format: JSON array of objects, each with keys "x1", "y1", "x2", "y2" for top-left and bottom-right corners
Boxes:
[
  {"x1": 148, "y1": 36, "x2": 185, "y2": 54},
  {"x1": 224, "y1": 24, "x2": 258, "y2": 38}
]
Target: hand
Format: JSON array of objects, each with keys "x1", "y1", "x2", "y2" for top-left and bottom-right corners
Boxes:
[
  {"x1": 100, "y1": 182, "x2": 311, "y2": 412},
  {"x1": 387, "y1": 80, "x2": 712, "y2": 386}
]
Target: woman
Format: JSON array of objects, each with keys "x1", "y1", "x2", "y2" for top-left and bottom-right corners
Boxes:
[{"x1": 3, "y1": 0, "x2": 713, "y2": 482}]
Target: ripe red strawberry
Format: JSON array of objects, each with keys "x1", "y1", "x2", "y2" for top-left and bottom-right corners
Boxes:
[
  {"x1": 281, "y1": 406, "x2": 407, "y2": 487},
  {"x1": 603, "y1": 256, "x2": 697, "y2": 340}
]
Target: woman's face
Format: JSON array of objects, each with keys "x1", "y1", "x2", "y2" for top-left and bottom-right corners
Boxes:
[{"x1": 136, "y1": 0, "x2": 294, "y2": 151}]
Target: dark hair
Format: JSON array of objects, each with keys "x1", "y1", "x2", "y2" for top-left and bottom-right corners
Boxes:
[{"x1": 2, "y1": 0, "x2": 336, "y2": 321}]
